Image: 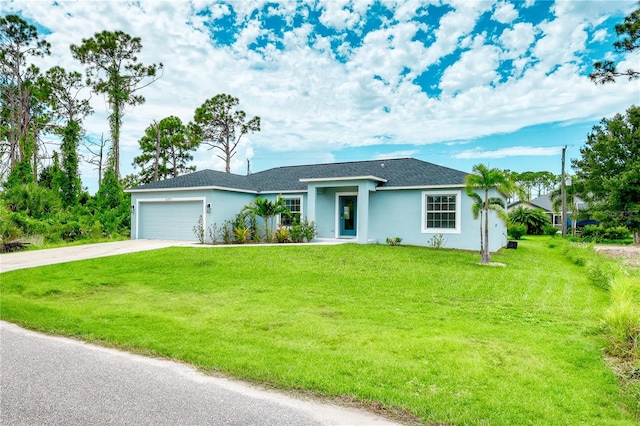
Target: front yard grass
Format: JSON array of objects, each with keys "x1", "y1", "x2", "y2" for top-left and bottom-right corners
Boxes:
[{"x1": 0, "y1": 238, "x2": 636, "y2": 424}]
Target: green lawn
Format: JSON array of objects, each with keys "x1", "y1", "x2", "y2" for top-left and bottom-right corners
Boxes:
[{"x1": 1, "y1": 238, "x2": 635, "y2": 424}]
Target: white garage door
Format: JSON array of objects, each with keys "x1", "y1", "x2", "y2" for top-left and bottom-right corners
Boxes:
[{"x1": 138, "y1": 201, "x2": 203, "y2": 241}]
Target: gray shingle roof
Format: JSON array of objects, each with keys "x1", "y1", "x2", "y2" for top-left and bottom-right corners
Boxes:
[
  {"x1": 509, "y1": 194, "x2": 588, "y2": 212},
  {"x1": 128, "y1": 158, "x2": 468, "y2": 192},
  {"x1": 127, "y1": 169, "x2": 255, "y2": 192}
]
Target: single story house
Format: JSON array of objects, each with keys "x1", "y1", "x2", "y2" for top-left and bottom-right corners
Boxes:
[
  {"x1": 126, "y1": 158, "x2": 507, "y2": 251},
  {"x1": 507, "y1": 194, "x2": 588, "y2": 228}
]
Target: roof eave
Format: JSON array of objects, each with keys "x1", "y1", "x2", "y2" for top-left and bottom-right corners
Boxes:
[
  {"x1": 377, "y1": 183, "x2": 466, "y2": 190},
  {"x1": 126, "y1": 185, "x2": 258, "y2": 194},
  {"x1": 299, "y1": 175, "x2": 388, "y2": 184}
]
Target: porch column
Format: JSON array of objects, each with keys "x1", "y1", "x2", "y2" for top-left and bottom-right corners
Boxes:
[
  {"x1": 307, "y1": 184, "x2": 317, "y2": 223},
  {"x1": 356, "y1": 183, "x2": 371, "y2": 244}
]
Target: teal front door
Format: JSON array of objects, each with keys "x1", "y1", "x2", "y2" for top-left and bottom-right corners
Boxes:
[{"x1": 339, "y1": 195, "x2": 357, "y2": 237}]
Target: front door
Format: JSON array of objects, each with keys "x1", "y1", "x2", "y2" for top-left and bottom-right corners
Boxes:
[{"x1": 339, "y1": 195, "x2": 357, "y2": 237}]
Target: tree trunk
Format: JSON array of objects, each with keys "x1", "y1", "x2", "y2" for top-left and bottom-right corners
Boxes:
[
  {"x1": 482, "y1": 190, "x2": 491, "y2": 264},
  {"x1": 154, "y1": 124, "x2": 160, "y2": 182},
  {"x1": 110, "y1": 102, "x2": 122, "y2": 178},
  {"x1": 479, "y1": 215, "x2": 484, "y2": 256}
]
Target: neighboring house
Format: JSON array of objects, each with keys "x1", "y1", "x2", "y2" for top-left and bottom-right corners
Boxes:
[
  {"x1": 126, "y1": 158, "x2": 507, "y2": 251},
  {"x1": 507, "y1": 194, "x2": 588, "y2": 228}
]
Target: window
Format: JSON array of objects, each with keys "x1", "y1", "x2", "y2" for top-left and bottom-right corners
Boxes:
[
  {"x1": 422, "y1": 191, "x2": 461, "y2": 233},
  {"x1": 280, "y1": 197, "x2": 301, "y2": 227}
]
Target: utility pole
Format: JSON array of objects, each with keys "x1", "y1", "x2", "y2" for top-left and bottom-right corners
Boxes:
[{"x1": 561, "y1": 146, "x2": 567, "y2": 238}]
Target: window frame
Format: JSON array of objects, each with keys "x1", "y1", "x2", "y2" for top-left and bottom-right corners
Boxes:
[
  {"x1": 278, "y1": 196, "x2": 303, "y2": 227},
  {"x1": 421, "y1": 190, "x2": 462, "y2": 234}
]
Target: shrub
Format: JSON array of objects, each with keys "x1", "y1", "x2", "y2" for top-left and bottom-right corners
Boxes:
[
  {"x1": 582, "y1": 225, "x2": 604, "y2": 239},
  {"x1": 274, "y1": 224, "x2": 290, "y2": 243},
  {"x1": 588, "y1": 256, "x2": 619, "y2": 291},
  {"x1": 602, "y1": 275, "x2": 640, "y2": 359},
  {"x1": 508, "y1": 206, "x2": 550, "y2": 235},
  {"x1": 57, "y1": 219, "x2": 83, "y2": 241},
  {"x1": 508, "y1": 223, "x2": 527, "y2": 240},
  {"x1": 193, "y1": 215, "x2": 206, "y2": 244},
  {"x1": 296, "y1": 218, "x2": 317, "y2": 242},
  {"x1": 207, "y1": 223, "x2": 219, "y2": 244},
  {"x1": 218, "y1": 220, "x2": 233, "y2": 244},
  {"x1": 290, "y1": 218, "x2": 304, "y2": 243},
  {"x1": 4, "y1": 183, "x2": 62, "y2": 220},
  {"x1": 604, "y1": 226, "x2": 631, "y2": 240},
  {"x1": 427, "y1": 234, "x2": 446, "y2": 249},
  {"x1": 386, "y1": 237, "x2": 402, "y2": 246},
  {"x1": 544, "y1": 224, "x2": 559, "y2": 236},
  {"x1": 234, "y1": 223, "x2": 252, "y2": 244}
]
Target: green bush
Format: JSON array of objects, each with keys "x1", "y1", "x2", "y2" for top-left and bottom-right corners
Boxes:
[
  {"x1": 582, "y1": 225, "x2": 603, "y2": 239},
  {"x1": 427, "y1": 234, "x2": 446, "y2": 249},
  {"x1": 544, "y1": 224, "x2": 559, "y2": 236},
  {"x1": 508, "y1": 206, "x2": 550, "y2": 235},
  {"x1": 4, "y1": 183, "x2": 62, "y2": 220},
  {"x1": 234, "y1": 223, "x2": 252, "y2": 243},
  {"x1": 290, "y1": 217, "x2": 317, "y2": 243},
  {"x1": 508, "y1": 223, "x2": 527, "y2": 240},
  {"x1": 193, "y1": 215, "x2": 206, "y2": 244},
  {"x1": 602, "y1": 275, "x2": 640, "y2": 359},
  {"x1": 8, "y1": 212, "x2": 50, "y2": 237},
  {"x1": 386, "y1": 237, "x2": 402, "y2": 246},
  {"x1": 588, "y1": 256, "x2": 619, "y2": 291},
  {"x1": 604, "y1": 226, "x2": 630, "y2": 240},
  {"x1": 274, "y1": 224, "x2": 290, "y2": 243}
]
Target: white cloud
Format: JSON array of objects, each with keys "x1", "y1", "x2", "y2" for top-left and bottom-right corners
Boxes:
[
  {"x1": 318, "y1": 0, "x2": 363, "y2": 31},
  {"x1": 591, "y1": 28, "x2": 609, "y2": 43},
  {"x1": 421, "y1": 1, "x2": 492, "y2": 67},
  {"x1": 454, "y1": 146, "x2": 563, "y2": 159},
  {"x1": 439, "y1": 42, "x2": 501, "y2": 94},
  {"x1": 4, "y1": 0, "x2": 639, "y2": 194},
  {"x1": 499, "y1": 22, "x2": 537, "y2": 56},
  {"x1": 372, "y1": 150, "x2": 420, "y2": 160},
  {"x1": 492, "y1": 1, "x2": 518, "y2": 24}
]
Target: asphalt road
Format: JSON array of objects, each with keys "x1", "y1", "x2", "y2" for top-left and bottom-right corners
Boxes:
[
  {"x1": 0, "y1": 322, "x2": 398, "y2": 426},
  {"x1": 0, "y1": 240, "x2": 399, "y2": 425}
]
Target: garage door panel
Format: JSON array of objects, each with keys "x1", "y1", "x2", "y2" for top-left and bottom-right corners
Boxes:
[{"x1": 139, "y1": 201, "x2": 202, "y2": 241}]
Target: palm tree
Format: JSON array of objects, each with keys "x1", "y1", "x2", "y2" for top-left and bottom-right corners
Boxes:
[
  {"x1": 465, "y1": 164, "x2": 515, "y2": 264},
  {"x1": 508, "y1": 206, "x2": 550, "y2": 235},
  {"x1": 468, "y1": 191, "x2": 507, "y2": 258},
  {"x1": 243, "y1": 196, "x2": 290, "y2": 242}
]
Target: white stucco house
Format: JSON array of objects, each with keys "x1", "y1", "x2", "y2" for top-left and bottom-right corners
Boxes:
[{"x1": 126, "y1": 158, "x2": 508, "y2": 251}]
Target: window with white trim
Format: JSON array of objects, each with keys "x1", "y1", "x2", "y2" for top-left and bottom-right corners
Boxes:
[
  {"x1": 422, "y1": 191, "x2": 461, "y2": 233},
  {"x1": 280, "y1": 197, "x2": 302, "y2": 227}
]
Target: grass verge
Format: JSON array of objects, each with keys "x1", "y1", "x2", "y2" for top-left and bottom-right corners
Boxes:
[{"x1": 0, "y1": 238, "x2": 636, "y2": 424}]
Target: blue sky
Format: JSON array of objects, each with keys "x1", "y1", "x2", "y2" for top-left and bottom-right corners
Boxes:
[{"x1": 5, "y1": 0, "x2": 639, "y2": 192}]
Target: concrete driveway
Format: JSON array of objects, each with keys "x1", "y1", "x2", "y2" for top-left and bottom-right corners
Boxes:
[
  {"x1": 0, "y1": 241, "x2": 400, "y2": 425},
  {"x1": 0, "y1": 239, "x2": 188, "y2": 273}
]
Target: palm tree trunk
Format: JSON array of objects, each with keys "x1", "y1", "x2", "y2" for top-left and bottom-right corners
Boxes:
[
  {"x1": 479, "y1": 215, "x2": 483, "y2": 256},
  {"x1": 483, "y1": 190, "x2": 491, "y2": 264}
]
